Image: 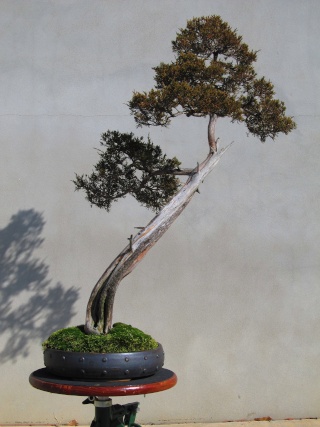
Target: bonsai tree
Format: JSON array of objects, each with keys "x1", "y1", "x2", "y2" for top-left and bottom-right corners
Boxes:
[{"x1": 72, "y1": 15, "x2": 296, "y2": 337}]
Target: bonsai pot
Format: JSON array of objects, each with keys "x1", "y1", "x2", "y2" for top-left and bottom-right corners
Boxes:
[{"x1": 44, "y1": 343, "x2": 164, "y2": 380}]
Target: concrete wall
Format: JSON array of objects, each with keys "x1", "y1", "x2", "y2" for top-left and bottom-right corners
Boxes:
[{"x1": 0, "y1": 0, "x2": 319, "y2": 423}]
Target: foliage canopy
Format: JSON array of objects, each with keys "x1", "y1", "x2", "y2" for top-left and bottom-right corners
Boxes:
[
  {"x1": 75, "y1": 15, "x2": 296, "y2": 218},
  {"x1": 74, "y1": 131, "x2": 181, "y2": 212},
  {"x1": 129, "y1": 15, "x2": 296, "y2": 141}
]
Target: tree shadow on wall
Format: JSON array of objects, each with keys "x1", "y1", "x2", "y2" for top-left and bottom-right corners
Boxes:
[{"x1": 0, "y1": 209, "x2": 80, "y2": 363}]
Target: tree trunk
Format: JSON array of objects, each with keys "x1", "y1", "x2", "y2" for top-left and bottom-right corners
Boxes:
[
  {"x1": 84, "y1": 143, "x2": 232, "y2": 335},
  {"x1": 208, "y1": 114, "x2": 218, "y2": 152}
]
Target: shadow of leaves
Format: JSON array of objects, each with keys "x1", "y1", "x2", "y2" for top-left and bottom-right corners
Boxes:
[{"x1": 0, "y1": 209, "x2": 80, "y2": 362}]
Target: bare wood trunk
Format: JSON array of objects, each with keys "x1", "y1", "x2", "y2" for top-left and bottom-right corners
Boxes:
[
  {"x1": 208, "y1": 114, "x2": 218, "y2": 152},
  {"x1": 84, "y1": 143, "x2": 232, "y2": 335}
]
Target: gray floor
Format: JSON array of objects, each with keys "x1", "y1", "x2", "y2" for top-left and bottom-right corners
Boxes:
[
  {"x1": 141, "y1": 422, "x2": 320, "y2": 427},
  {"x1": 1, "y1": 421, "x2": 319, "y2": 427}
]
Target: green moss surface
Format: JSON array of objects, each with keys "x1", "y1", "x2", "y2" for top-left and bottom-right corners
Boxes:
[{"x1": 42, "y1": 323, "x2": 158, "y2": 353}]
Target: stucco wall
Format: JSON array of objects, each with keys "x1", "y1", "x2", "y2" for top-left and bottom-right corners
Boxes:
[{"x1": 0, "y1": 0, "x2": 319, "y2": 423}]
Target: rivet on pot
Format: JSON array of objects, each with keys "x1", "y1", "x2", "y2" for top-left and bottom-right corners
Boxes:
[
  {"x1": 125, "y1": 369, "x2": 130, "y2": 375},
  {"x1": 144, "y1": 356, "x2": 148, "y2": 360},
  {"x1": 79, "y1": 357, "x2": 85, "y2": 362},
  {"x1": 102, "y1": 357, "x2": 107, "y2": 362},
  {"x1": 125, "y1": 357, "x2": 129, "y2": 362}
]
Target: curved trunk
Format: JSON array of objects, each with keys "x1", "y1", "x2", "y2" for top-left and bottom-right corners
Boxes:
[{"x1": 84, "y1": 142, "x2": 232, "y2": 335}]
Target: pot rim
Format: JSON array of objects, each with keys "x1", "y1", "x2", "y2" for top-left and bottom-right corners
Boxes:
[{"x1": 43, "y1": 342, "x2": 163, "y2": 356}]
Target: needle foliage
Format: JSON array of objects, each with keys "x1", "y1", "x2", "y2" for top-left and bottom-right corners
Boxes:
[
  {"x1": 74, "y1": 16, "x2": 295, "y2": 215},
  {"x1": 74, "y1": 131, "x2": 181, "y2": 213},
  {"x1": 129, "y1": 15, "x2": 296, "y2": 141}
]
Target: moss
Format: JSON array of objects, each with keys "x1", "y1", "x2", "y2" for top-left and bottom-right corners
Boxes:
[{"x1": 42, "y1": 323, "x2": 158, "y2": 353}]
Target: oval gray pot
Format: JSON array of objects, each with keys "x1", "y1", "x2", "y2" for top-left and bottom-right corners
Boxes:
[{"x1": 44, "y1": 343, "x2": 164, "y2": 380}]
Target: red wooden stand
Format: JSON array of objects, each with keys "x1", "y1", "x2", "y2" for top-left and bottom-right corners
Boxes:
[{"x1": 29, "y1": 368, "x2": 177, "y2": 427}]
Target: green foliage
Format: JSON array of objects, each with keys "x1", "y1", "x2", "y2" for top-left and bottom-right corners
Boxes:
[
  {"x1": 42, "y1": 323, "x2": 158, "y2": 353},
  {"x1": 129, "y1": 15, "x2": 296, "y2": 141},
  {"x1": 74, "y1": 15, "x2": 296, "y2": 215},
  {"x1": 242, "y1": 77, "x2": 295, "y2": 141},
  {"x1": 74, "y1": 131, "x2": 181, "y2": 212},
  {"x1": 171, "y1": 15, "x2": 256, "y2": 64}
]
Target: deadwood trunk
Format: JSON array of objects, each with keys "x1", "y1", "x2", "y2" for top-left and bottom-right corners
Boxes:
[{"x1": 84, "y1": 144, "x2": 231, "y2": 335}]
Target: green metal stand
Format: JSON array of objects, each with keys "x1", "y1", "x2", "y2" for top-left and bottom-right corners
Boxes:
[{"x1": 83, "y1": 397, "x2": 141, "y2": 427}]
